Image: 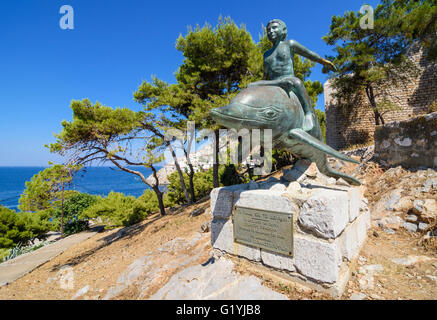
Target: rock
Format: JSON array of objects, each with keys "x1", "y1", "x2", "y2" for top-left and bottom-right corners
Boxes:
[
  {"x1": 293, "y1": 236, "x2": 340, "y2": 284},
  {"x1": 373, "y1": 231, "x2": 379, "y2": 237},
  {"x1": 148, "y1": 257, "x2": 288, "y2": 300},
  {"x1": 391, "y1": 255, "x2": 432, "y2": 266},
  {"x1": 379, "y1": 216, "x2": 402, "y2": 230},
  {"x1": 260, "y1": 250, "x2": 295, "y2": 272},
  {"x1": 422, "y1": 178, "x2": 437, "y2": 193},
  {"x1": 269, "y1": 183, "x2": 287, "y2": 192},
  {"x1": 350, "y1": 292, "x2": 367, "y2": 300},
  {"x1": 384, "y1": 228, "x2": 395, "y2": 235},
  {"x1": 285, "y1": 181, "x2": 302, "y2": 194},
  {"x1": 235, "y1": 189, "x2": 297, "y2": 214},
  {"x1": 298, "y1": 189, "x2": 349, "y2": 239},
  {"x1": 189, "y1": 208, "x2": 204, "y2": 217},
  {"x1": 384, "y1": 190, "x2": 402, "y2": 211},
  {"x1": 348, "y1": 187, "x2": 361, "y2": 222},
  {"x1": 336, "y1": 178, "x2": 350, "y2": 186},
  {"x1": 282, "y1": 168, "x2": 306, "y2": 183},
  {"x1": 358, "y1": 264, "x2": 384, "y2": 275},
  {"x1": 412, "y1": 200, "x2": 424, "y2": 214},
  {"x1": 370, "y1": 293, "x2": 383, "y2": 300},
  {"x1": 425, "y1": 275, "x2": 437, "y2": 282},
  {"x1": 327, "y1": 177, "x2": 336, "y2": 185},
  {"x1": 406, "y1": 214, "x2": 418, "y2": 222},
  {"x1": 401, "y1": 221, "x2": 418, "y2": 233},
  {"x1": 358, "y1": 274, "x2": 374, "y2": 290},
  {"x1": 211, "y1": 218, "x2": 261, "y2": 262},
  {"x1": 200, "y1": 222, "x2": 210, "y2": 233},
  {"x1": 294, "y1": 159, "x2": 319, "y2": 178},
  {"x1": 418, "y1": 222, "x2": 429, "y2": 232},
  {"x1": 71, "y1": 285, "x2": 89, "y2": 300},
  {"x1": 339, "y1": 209, "x2": 370, "y2": 261},
  {"x1": 420, "y1": 199, "x2": 437, "y2": 223}
]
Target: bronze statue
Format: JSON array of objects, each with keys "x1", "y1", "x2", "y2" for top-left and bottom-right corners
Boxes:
[
  {"x1": 248, "y1": 19, "x2": 336, "y2": 132},
  {"x1": 210, "y1": 19, "x2": 361, "y2": 185}
]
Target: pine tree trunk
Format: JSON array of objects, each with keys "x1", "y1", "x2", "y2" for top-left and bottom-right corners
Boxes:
[
  {"x1": 188, "y1": 164, "x2": 196, "y2": 202},
  {"x1": 167, "y1": 143, "x2": 191, "y2": 204},
  {"x1": 366, "y1": 84, "x2": 385, "y2": 126},
  {"x1": 213, "y1": 129, "x2": 220, "y2": 188},
  {"x1": 153, "y1": 186, "x2": 166, "y2": 216}
]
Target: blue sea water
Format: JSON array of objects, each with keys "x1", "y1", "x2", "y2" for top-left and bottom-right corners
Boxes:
[{"x1": 0, "y1": 167, "x2": 156, "y2": 211}]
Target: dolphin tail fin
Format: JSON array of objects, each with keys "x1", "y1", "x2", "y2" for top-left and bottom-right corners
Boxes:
[
  {"x1": 288, "y1": 128, "x2": 361, "y2": 186},
  {"x1": 288, "y1": 129, "x2": 359, "y2": 164}
]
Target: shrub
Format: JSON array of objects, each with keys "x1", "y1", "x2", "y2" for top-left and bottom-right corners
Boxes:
[
  {"x1": 315, "y1": 109, "x2": 326, "y2": 142},
  {"x1": 166, "y1": 168, "x2": 216, "y2": 205},
  {"x1": 52, "y1": 192, "x2": 96, "y2": 234},
  {"x1": 0, "y1": 248, "x2": 11, "y2": 262},
  {"x1": 219, "y1": 164, "x2": 243, "y2": 186},
  {"x1": 137, "y1": 189, "x2": 169, "y2": 214},
  {"x1": 81, "y1": 192, "x2": 148, "y2": 228},
  {"x1": 64, "y1": 219, "x2": 89, "y2": 236},
  {"x1": 0, "y1": 205, "x2": 53, "y2": 249}
]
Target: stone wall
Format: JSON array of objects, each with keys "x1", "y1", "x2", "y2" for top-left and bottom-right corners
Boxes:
[
  {"x1": 374, "y1": 112, "x2": 437, "y2": 168},
  {"x1": 325, "y1": 45, "x2": 437, "y2": 150}
]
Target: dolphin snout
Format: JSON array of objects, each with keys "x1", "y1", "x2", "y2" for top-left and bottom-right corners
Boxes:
[{"x1": 211, "y1": 104, "x2": 242, "y2": 119}]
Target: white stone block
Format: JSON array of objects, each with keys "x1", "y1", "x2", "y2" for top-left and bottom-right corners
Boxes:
[
  {"x1": 234, "y1": 190, "x2": 296, "y2": 213},
  {"x1": 348, "y1": 187, "x2": 361, "y2": 222},
  {"x1": 260, "y1": 250, "x2": 295, "y2": 272},
  {"x1": 356, "y1": 209, "x2": 370, "y2": 246},
  {"x1": 339, "y1": 221, "x2": 359, "y2": 262},
  {"x1": 294, "y1": 235, "x2": 340, "y2": 284},
  {"x1": 298, "y1": 189, "x2": 349, "y2": 239},
  {"x1": 210, "y1": 184, "x2": 248, "y2": 219},
  {"x1": 211, "y1": 218, "x2": 261, "y2": 261}
]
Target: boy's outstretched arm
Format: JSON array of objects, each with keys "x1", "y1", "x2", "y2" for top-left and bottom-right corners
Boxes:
[{"x1": 289, "y1": 40, "x2": 336, "y2": 71}]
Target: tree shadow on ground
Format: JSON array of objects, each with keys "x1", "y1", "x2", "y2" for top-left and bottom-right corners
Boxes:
[
  {"x1": 49, "y1": 213, "x2": 164, "y2": 272},
  {"x1": 49, "y1": 196, "x2": 211, "y2": 272}
]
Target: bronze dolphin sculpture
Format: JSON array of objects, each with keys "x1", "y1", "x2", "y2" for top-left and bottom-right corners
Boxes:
[{"x1": 210, "y1": 85, "x2": 361, "y2": 186}]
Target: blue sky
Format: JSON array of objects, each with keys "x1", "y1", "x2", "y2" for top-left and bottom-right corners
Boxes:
[{"x1": 0, "y1": 0, "x2": 379, "y2": 166}]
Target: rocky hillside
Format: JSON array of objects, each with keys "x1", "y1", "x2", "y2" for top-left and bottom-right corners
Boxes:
[{"x1": 0, "y1": 153, "x2": 436, "y2": 300}]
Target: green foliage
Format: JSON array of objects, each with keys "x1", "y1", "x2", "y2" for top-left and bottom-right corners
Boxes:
[
  {"x1": 271, "y1": 149, "x2": 293, "y2": 172},
  {"x1": 52, "y1": 192, "x2": 96, "y2": 234},
  {"x1": 0, "y1": 205, "x2": 53, "y2": 249},
  {"x1": 18, "y1": 164, "x2": 80, "y2": 212},
  {"x1": 137, "y1": 189, "x2": 170, "y2": 214},
  {"x1": 64, "y1": 219, "x2": 89, "y2": 236},
  {"x1": 219, "y1": 164, "x2": 244, "y2": 186},
  {"x1": 81, "y1": 192, "x2": 149, "y2": 228},
  {"x1": 166, "y1": 169, "x2": 216, "y2": 205},
  {"x1": 322, "y1": 0, "x2": 435, "y2": 125},
  {"x1": 0, "y1": 248, "x2": 11, "y2": 262},
  {"x1": 47, "y1": 99, "x2": 168, "y2": 216},
  {"x1": 2, "y1": 241, "x2": 48, "y2": 262},
  {"x1": 315, "y1": 109, "x2": 326, "y2": 142},
  {"x1": 428, "y1": 100, "x2": 437, "y2": 114}
]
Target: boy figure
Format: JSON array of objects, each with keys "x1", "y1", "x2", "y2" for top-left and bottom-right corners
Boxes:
[{"x1": 248, "y1": 19, "x2": 336, "y2": 131}]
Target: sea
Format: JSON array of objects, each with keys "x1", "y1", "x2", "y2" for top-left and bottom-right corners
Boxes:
[{"x1": 0, "y1": 166, "x2": 157, "y2": 211}]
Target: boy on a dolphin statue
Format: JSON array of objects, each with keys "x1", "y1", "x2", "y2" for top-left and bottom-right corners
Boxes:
[
  {"x1": 248, "y1": 19, "x2": 336, "y2": 132},
  {"x1": 210, "y1": 19, "x2": 361, "y2": 185}
]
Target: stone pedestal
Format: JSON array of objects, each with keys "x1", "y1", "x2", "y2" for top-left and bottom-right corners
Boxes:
[{"x1": 210, "y1": 163, "x2": 370, "y2": 297}]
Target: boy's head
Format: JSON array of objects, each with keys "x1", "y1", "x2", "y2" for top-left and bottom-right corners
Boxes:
[{"x1": 266, "y1": 19, "x2": 287, "y2": 42}]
